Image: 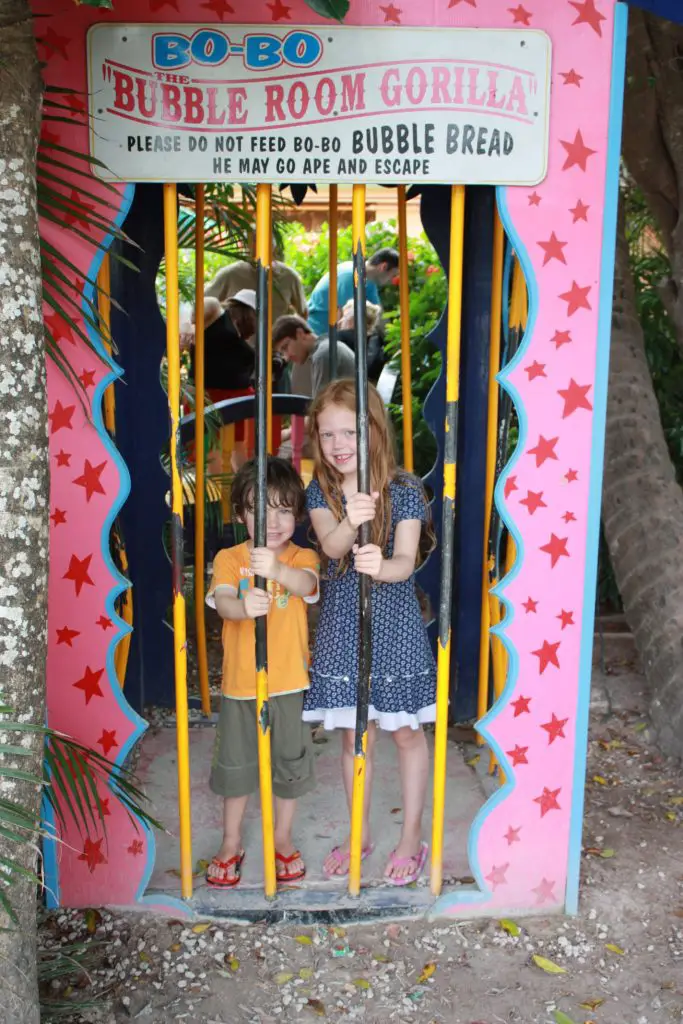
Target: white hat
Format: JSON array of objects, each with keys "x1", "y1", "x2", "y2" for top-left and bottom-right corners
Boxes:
[{"x1": 228, "y1": 288, "x2": 257, "y2": 310}]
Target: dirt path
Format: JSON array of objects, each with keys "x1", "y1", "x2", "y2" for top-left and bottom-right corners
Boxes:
[{"x1": 39, "y1": 667, "x2": 683, "y2": 1024}]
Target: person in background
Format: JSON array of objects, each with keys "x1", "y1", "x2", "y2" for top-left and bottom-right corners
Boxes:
[
  {"x1": 306, "y1": 247, "x2": 399, "y2": 339},
  {"x1": 272, "y1": 315, "x2": 355, "y2": 399},
  {"x1": 335, "y1": 298, "x2": 386, "y2": 383},
  {"x1": 205, "y1": 239, "x2": 308, "y2": 322}
]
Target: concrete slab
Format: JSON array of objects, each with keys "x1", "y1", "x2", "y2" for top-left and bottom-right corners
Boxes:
[{"x1": 138, "y1": 723, "x2": 487, "y2": 911}]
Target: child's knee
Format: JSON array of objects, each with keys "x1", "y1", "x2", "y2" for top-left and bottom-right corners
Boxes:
[{"x1": 392, "y1": 725, "x2": 423, "y2": 750}]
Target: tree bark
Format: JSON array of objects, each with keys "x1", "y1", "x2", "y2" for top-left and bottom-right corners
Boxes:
[
  {"x1": 0, "y1": 2, "x2": 47, "y2": 1022},
  {"x1": 603, "y1": 208, "x2": 683, "y2": 760}
]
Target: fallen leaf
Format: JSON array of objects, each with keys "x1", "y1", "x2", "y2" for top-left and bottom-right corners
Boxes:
[
  {"x1": 329, "y1": 926, "x2": 346, "y2": 938},
  {"x1": 466, "y1": 755, "x2": 481, "y2": 767},
  {"x1": 353, "y1": 978, "x2": 371, "y2": 989},
  {"x1": 372, "y1": 952, "x2": 391, "y2": 963},
  {"x1": 275, "y1": 972, "x2": 294, "y2": 986},
  {"x1": 553, "y1": 1012, "x2": 577, "y2": 1024},
  {"x1": 599, "y1": 848, "x2": 616, "y2": 859},
  {"x1": 592, "y1": 775, "x2": 607, "y2": 785},
  {"x1": 84, "y1": 908, "x2": 101, "y2": 935},
  {"x1": 228, "y1": 957, "x2": 240, "y2": 971},
  {"x1": 673, "y1": 908, "x2": 683, "y2": 919},
  {"x1": 665, "y1": 812, "x2": 677, "y2": 822},
  {"x1": 170, "y1": 943, "x2": 181, "y2": 952},
  {"x1": 306, "y1": 998, "x2": 326, "y2": 1016},
  {"x1": 192, "y1": 922, "x2": 211, "y2": 934},
  {"x1": 299, "y1": 967, "x2": 314, "y2": 980},
  {"x1": 417, "y1": 962, "x2": 437, "y2": 983},
  {"x1": 669, "y1": 796, "x2": 683, "y2": 806},
  {"x1": 139, "y1": 951, "x2": 151, "y2": 963},
  {"x1": 390, "y1": 807, "x2": 401, "y2": 814},
  {"x1": 579, "y1": 999, "x2": 604, "y2": 1011},
  {"x1": 605, "y1": 943, "x2": 624, "y2": 955},
  {"x1": 634, "y1": 722, "x2": 648, "y2": 732},
  {"x1": 295, "y1": 934, "x2": 313, "y2": 945},
  {"x1": 499, "y1": 919, "x2": 520, "y2": 937},
  {"x1": 532, "y1": 954, "x2": 567, "y2": 974},
  {"x1": 584, "y1": 848, "x2": 602, "y2": 857}
]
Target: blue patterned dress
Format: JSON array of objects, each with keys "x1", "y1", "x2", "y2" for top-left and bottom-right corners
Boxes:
[{"x1": 303, "y1": 475, "x2": 437, "y2": 732}]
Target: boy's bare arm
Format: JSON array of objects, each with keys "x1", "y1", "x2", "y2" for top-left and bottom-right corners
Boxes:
[
  {"x1": 276, "y1": 562, "x2": 317, "y2": 598},
  {"x1": 214, "y1": 590, "x2": 247, "y2": 620}
]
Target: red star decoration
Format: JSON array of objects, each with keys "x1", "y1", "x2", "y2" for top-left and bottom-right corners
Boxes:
[
  {"x1": 149, "y1": 0, "x2": 179, "y2": 9},
  {"x1": 37, "y1": 27, "x2": 70, "y2": 61},
  {"x1": 542, "y1": 712, "x2": 569, "y2": 744},
  {"x1": 534, "y1": 786, "x2": 561, "y2": 817},
  {"x1": 559, "y1": 281, "x2": 592, "y2": 316},
  {"x1": 561, "y1": 68, "x2": 583, "y2": 87},
  {"x1": 98, "y1": 729, "x2": 118, "y2": 757},
  {"x1": 44, "y1": 311, "x2": 76, "y2": 346},
  {"x1": 201, "y1": 0, "x2": 235, "y2": 16},
  {"x1": 570, "y1": 199, "x2": 590, "y2": 222},
  {"x1": 562, "y1": 510, "x2": 577, "y2": 523},
  {"x1": 532, "y1": 877, "x2": 556, "y2": 904},
  {"x1": 525, "y1": 361, "x2": 547, "y2": 381},
  {"x1": 267, "y1": 0, "x2": 291, "y2": 19},
  {"x1": 78, "y1": 837, "x2": 107, "y2": 874},
  {"x1": 73, "y1": 665, "x2": 104, "y2": 705},
  {"x1": 520, "y1": 490, "x2": 547, "y2": 515},
  {"x1": 551, "y1": 329, "x2": 572, "y2": 349},
  {"x1": 569, "y1": 0, "x2": 606, "y2": 36},
  {"x1": 528, "y1": 191, "x2": 542, "y2": 206},
  {"x1": 522, "y1": 597, "x2": 538, "y2": 614},
  {"x1": 504, "y1": 475, "x2": 518, "y2": 499},
  {"x1": 79, "y1": 369, "x2": 96, "y2": 389},
  {"x1": 528, "y1": 435, "x2": 558, "y2": 467},
  {"x1": 50, "y1": 508, "x2": 67, "y2": 527},
  {"x1": 63, "y1": 553, "x2": 95, "y2": 596},
  {"x1": 565, "y1": 468, "x2": 579, "y2": 483},
  {"x1": 507, "y1": 744, "x2": 529, "y2": 767},
  {"x1": 64, "y1": 94, "x2": 87, "y2": 117},
  {"x1": 508, "y1": 3, "x2": 532, "y2": 23},
  {"x1": 56, "y1": 626, "x2": 80, "y2": 647},
  {"x1": 97, "y1": 616, "x2": 113, "y2": 631},
  {"x1": 537, "y1": 232, "x2": 568, "y2": 266},
  {"x1": 380, "y1": 2, "x2": 402, "y2": 22},
  {"x1": 449, "y1": 0, "x2": 477, "y2": 5},
  {"x1": 128, "y1": 839, "x2": 145, "y2": 856},
  {"x1": 557, "y1": 609, "x2": 575, "y2": 629},
  {"x1": 559, "y1": 378, "x2": 593, "y2": 417},
  {"x1": 504, "y1": 825, "x2": 522, "y2": 846},
  {"x1": 511, "y1": 695, "x2": 531, "y2": 717},
  {"x1": 63, "y1": 190, "x2": 97, "y2": 233},
  {"x1": 100, "y1": 797, "x2": 111, "y2": 816},
  {"x1": 560, "y1": 130, "x2": 597, "y2": 172},
  {"x1": 48, "y1": 400, "x2": 75, "y2": 435},
  {"x1": 73, "y1": 460, "x2": 107, "y2": 502},
  {"x1": 485, "y1": 863, "x2": 509, "y2": 890},
  {"x1": 540, "y1": 533, "x2": 569, "y2": 568},
  {"x1": 55, "y1": 450, "x2": 71, "y2": 468},
  {"x1": 532, "y1": 639, "x2": 561, "y2": 674}
]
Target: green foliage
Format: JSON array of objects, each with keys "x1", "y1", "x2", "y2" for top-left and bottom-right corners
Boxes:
[{"x1": 282, "y1": 218, "x2": 444, "y2": 476}]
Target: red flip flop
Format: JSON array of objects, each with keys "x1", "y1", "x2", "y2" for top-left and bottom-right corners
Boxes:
[
  {"x1": 206, "y1": 850, "x2": 245, "y2": 888},
  {"x1": 276, "y1": 849, "x2": 306, "y2": 884}
]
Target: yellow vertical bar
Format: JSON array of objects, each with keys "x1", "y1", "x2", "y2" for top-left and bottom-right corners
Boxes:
[
  {"x1": 348, "y1": 183, "x2": 367, "y2": 899},
  {"x1": 477, "y1": 212, "x2": 505, "y2": 742},
  {"x1": 97, "y1": 256, "x2": 116, "y2": 437},
  {"x1": 163, "y1": 183, "x2": 193, "y2": 900},
  {"x1": 255, "y1": 183, "x2": 277, "y2": 900},
  {"x1": 431, "y1": 185, "x2": 465, "y2": 897},
  {"x1": 397, "y1": 186, "x2": 414, "y2": 473},
  {"x1": 194, "y1": 186, "x2": 211, "y2": 718}
]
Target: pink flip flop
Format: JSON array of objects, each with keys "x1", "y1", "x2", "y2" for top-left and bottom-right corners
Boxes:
[
  {"x1": 323, "y1": 843, "x2": 375, "y2": 878},
  {"x1": 384, "y1": 841, "x2": 429, "y2": 887}
]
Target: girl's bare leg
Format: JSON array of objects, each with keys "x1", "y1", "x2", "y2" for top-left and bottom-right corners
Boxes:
[
  {"x1": 384, "y1": 725, "x2": 429, "y2": 881},
  {"x1": 323, "y1": 724, "x2": 377, "y2": 875}
]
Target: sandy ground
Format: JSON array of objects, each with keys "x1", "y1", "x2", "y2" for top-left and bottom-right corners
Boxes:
[{"x1": 39, "y1": 664, "x2": 683, "y2": 1024}]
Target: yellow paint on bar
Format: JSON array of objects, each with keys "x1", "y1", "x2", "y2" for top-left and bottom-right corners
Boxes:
[
  {"x1": 397, "y1": 186, "x2": 414, "y2": 472},
  {"x1": 194, "y1": 185, "x2": 211, "y2": 718},
  {"x1": 256, "y1": 673, "x2": 277, "y2": 899},
  {"x1": 477, "y1": 212, "x2": 505, "y2": 742},
  {"x1": 97, "y1": 256, "x2": 116, "y2": 437},
  {"x1": 256, "y1": 185, "x2": 273, "y2": 453},
  {"x1": 431, "y1": 184, "x2": 465, "y2": 897},
  {"x1": 163, "y1": 183, "x2": 193, "y2": 900},
  {"x1": 488, "y1": 589, "x2": 506, "y2": 783},
  {"x1": 329, "y1": 184, "x2": 338, "y2": 330}
]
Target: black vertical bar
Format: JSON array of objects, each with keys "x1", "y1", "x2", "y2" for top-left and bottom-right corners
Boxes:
[
  {"x1": 255, "y1": 261, "x2": 269, "y2": 676},
  {"x1": 353, "y1": 241, "x2": 372, "y2": 756}
]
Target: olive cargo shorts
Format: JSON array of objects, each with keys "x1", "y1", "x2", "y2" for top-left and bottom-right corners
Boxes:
[{"x1": 209, "y1": 691, "x2": 315, "y2": 800}]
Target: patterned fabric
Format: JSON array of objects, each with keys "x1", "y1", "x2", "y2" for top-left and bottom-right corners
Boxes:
[{"x1": 303, "y1": 475, "x2": 437, "y2": 731}]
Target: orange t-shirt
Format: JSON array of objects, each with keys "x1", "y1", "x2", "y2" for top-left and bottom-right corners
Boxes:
[{"x1": 207, "y1": 542, "x2": 320, "y2": 699}]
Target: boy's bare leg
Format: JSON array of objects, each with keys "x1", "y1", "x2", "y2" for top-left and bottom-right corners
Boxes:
[
  {"x1": 207, "y1": 795, "x2": 249, "y2": 883},
  {"x1": 274, "y1": 797, "x2": 305, "y2": 877}
]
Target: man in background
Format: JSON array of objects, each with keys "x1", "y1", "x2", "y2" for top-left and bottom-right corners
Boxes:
[
  {"x1": 306, "y1": 247, "x2": 399, "y2": 338},
  {"x1": 205, "y1": 239, "x2": 308, "y2": 322}
]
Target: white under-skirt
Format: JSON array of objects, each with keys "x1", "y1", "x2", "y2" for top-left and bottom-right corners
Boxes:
[{"x1": 303, "y1": 703, "x2": 437, "y2": 733}]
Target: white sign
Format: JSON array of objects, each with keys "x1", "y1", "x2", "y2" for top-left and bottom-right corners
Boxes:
[{"x1": 87, "y1": 24, "x2": 551, "y2": 185}]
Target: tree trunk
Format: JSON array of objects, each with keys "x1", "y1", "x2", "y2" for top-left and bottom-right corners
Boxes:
[
  {"x1": 0, "y1": 2, "x2": 47, "y2": 1022},
  {"x1": 603, "y1": 209, "x2": 683, "y2": 759}
]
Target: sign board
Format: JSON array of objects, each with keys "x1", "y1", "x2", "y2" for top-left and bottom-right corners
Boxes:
[{"x1": 87, "y1": 24, "x2": 551, "y2": 185}]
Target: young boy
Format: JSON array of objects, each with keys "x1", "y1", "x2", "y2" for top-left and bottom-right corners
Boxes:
[{"x1": 206, "y1": 457, "x2": 319, "y2": 888}]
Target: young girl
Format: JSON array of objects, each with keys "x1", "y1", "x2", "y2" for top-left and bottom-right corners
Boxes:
[{"x1": 304, "y1": 379, "x2": 436, "y2": 886}]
